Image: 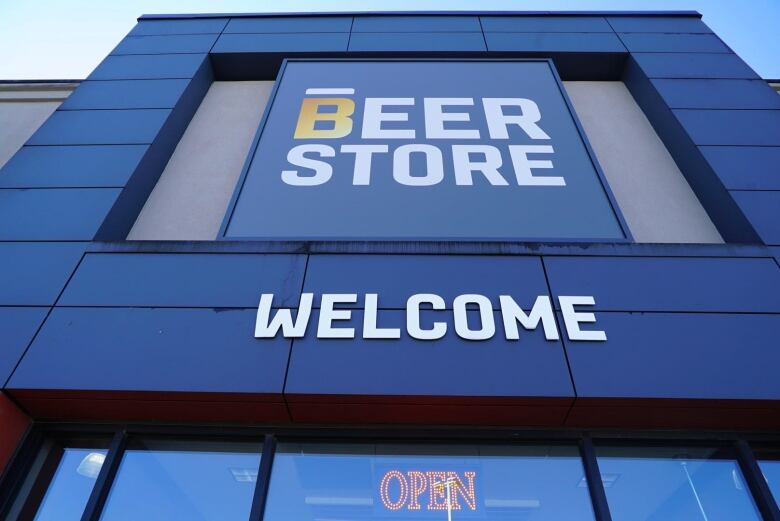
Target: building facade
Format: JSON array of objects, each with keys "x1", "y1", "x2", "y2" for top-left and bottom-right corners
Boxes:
[{"x1": 0, "y1": 10, "x2": 780, "y2": 521}]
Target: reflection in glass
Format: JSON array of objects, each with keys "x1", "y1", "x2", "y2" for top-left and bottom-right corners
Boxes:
[
  {"x1": 98, "y1": 439, "x2": 261, "y2": 521},
  {"x1": 263, "y1": 443, "x2": 595, "y2": 521},
  {"x1": 32, "y1": 448, "x2": 107, "y2": 521},
  {"x1": 597, "y1": 446, "x2": 761, "y2": 521}
]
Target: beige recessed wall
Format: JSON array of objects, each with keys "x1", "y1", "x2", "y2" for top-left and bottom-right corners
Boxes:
[{"x1": 127, "y1": 81, "x2": 274, "y2": 241}]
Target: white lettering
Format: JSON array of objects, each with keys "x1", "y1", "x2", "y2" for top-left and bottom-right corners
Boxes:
[
  {"x1": 407, "y1": 294, "x2": 447, "y2": 340},
  {"x1": 364, "y1": 293, "x2": 401, "y2": 339},
  {"x1": 453, "y1": 294, "x2": 495, "y2": 341},
  {"x1": 362, "y1": 98, "x2": 415, "y2": 139},
  {"x1": 499, "y1": 295, "x2": 559, "y2": 341},
  {"x1": 559, "y1": 296, "x2": 607, "y2": 341},
  {"x1": 508, "y1": 145, "x2": 565, "y2": 186},
  {"x1": 317, "y1": 294, "x2": 358, "y2": 339},
  {"x1": 281, "y1": 144, "x2": 335, "y2": 186},
  {"x1": 393, "y1": 144, "x2": 444, "y2": 186},
  {"x1": 483, "y1": 98, "x2": 550, "y2": 140},
  {"x1": 341, "y1": 144, "x2": 389, "y2": 185},
  {"x1": 255, "y1": 293, "x2": 313, "y2": 338},
  {"x1": 254, "y1": 293, "x2": 605, "y2": 342},
  {"x1": 424, "y1": 98, "x2": 479, "y2": 139},
  {"x1": 452, "y1": 145, "x2": 509, "y2": 186}
]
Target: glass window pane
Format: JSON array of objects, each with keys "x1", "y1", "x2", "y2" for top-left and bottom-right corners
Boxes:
[
  {"x1": 755, "y1": 448, "x2": 780, "y2": 505},
  {"x1": 264, "y1": 443, "x2": 595, "y2": 521},
  {"x1": 597, "y1": 446, "x2": 762, "y2": 521},
  {"x1": 32, "y1": 447, "x2": 107, "y2": 521},
  {"x1": 98, "y1": 439, "x2": 262, "y2": 521}
]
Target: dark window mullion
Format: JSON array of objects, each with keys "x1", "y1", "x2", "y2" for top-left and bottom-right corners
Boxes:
[
  {"x1": 735, "y1": 440, "x2": 780, "y2": 521},
  {"x1": 248, "y1": 434, "x2": 276, "y2": 521},
  {"x1": 580, "y1": 435, "x2": 613, "y2": 521},
  {"x1": 79, "y1": 429, "x2": 127, "y2": 521}
]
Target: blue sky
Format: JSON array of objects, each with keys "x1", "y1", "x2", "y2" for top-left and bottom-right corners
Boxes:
[{"x1": 0, "y1": 0, "x2": 777, "y2": 80}]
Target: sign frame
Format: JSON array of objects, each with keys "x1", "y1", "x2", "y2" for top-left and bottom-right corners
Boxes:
[{"x1": 218, "y1": 58, "x2": 633, "y2": 243}]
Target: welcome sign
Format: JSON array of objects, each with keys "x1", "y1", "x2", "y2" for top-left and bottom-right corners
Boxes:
[{"x1": 224, "y1": 60, "x2": 627, "y2": 241}]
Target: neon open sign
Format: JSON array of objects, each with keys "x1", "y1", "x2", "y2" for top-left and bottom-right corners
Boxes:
[{"x1": 379, "y1": 470, "x2": 477, "y2": 512}]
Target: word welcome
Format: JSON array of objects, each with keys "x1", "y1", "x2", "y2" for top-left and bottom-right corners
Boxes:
[
  {"x1": 379, "y1": 470, "x2": 478, "y2": 511},
  {"x1": 284, "y1": 94, "x2": 565, "y2": 187},
  {"x1": 254, "y1": 293, "x2": 606, "y2": 342}
]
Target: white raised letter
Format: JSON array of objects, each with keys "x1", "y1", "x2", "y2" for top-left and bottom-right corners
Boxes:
[
  {"x1": 341, "y1": 144, "x2": 389, "y2": 185},
  {"x1": 483, "y1": 98, "x2": 550, "y2": 140},
  {"x1": 318, "y1": 294, "x2": 358, "y2": 339},
  {"x1": 407, "y1": 294, "x2": 447, "y2": 340},
  {"x1": 424, "y1": 98, "x2": 480, "y2": 139},
  {"x1": 282, "y1": 144, "x2": 335, "y2": 186},
  {"x1": 393, "y1": 144, "x2": 444, "y2": 186},
  {"x1": 362, "y1": 98, "x2": 415, "y2": 139},
  {"x1": 364, "y1": 293, "x2": 401, "y2": 339},
  {"x1": 559, "y1": 296, "x2": 607, "y2": 341},
  {"x1": 452, "y1": 145, "x2": 509, "y2": 186},
  {"x1": 509, "y1": 145, "x2": 565, "y2": 186},
  {"x1": 499, "y1": 295, "x2": 559, "y2": 341},
  {"x1": 255, "y1": 293, "x2": 313, "y2": 338},
  {"x1": 453, "y1": 294, "x2": 495, "y2": 340}
]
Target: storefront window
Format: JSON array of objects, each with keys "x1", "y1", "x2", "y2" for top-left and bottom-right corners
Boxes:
[
  {"x1": 98, "y1": 439, "x2": 261, "y2": 521},
  {"x1": 596, "y1": 446, "x2": 761, "y2": 521},
  {"x1": 263, "y1": 443, "x2": 595, "y2": 521},
  {"x1": 30, "y1": 446, "x2": 107, "y2": 521}
]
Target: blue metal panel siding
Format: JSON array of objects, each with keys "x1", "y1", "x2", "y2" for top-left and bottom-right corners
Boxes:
[
  {"x1": 620, "y1": 29, "x2": 776, "y2": 248},
  {"x1": 651, "y1": 79, "x2": 780, "y2": 110},
  {"x1": 544, "y1": 256, "x2": 780, "y2": 312},
  {"x1": 7, "y1": 307, "x2": 290, "y2": 395},
  {"x1": 480, "y1": 15, "x2": 611, "y2": 32},
  {"x1": 303, "y1": 255, "x2": 549, "y2": 309},
  {"x1": 0, "y1": 308, "x2": 48, "y2": 387},
  {"x1": 89, "y1": 54, "x2": 208, "y2": 80},
  {"x1": 484, "y1": 32, "x2": 625, "y2": 52},
  {"x1": 0, "y1": 13, "x2": 779, "y2": 426},
  {"x1": 732, "y1": 192, "x2": 780, "y2": 246},
  {"x1": 61, "y1": 80, "x2": 190, "y2": 110},
  {"x1": 0, "y1": 145, "x2": 147, "y2": 188},
  {"x1": 0, "y1": 243, "x2": 85, "y2": 305},
  {"x1": 348, "y1": 32, "x2": 486, "y2": 51},
  {"x1": 0, "y1": 189, "x2": 121, "y2": 240},
  {"x1": 564, "y1": 313, "x2": 780, "y2": 400},
  {"x1": 60, "y1": 253, "x2": 306, "y2": 307},
  {"x1": 618, "y1": 33, "x2": 730, "y2": 53},
  {"x1": 212, "y1": 33, "x2": 350, "y2": 53},
  {"x1": 129, "y1": 18, "x2": 228, "y2": 36},
  {"x1": 606, "y1": 16, "x2": 712, "y2": 33},
  {"x1": 27, "y1": 109, "x2": 171, "y2": 145},
  {"x1": 111, "y1": 34, "x2": 218, "y2": 55},
  {"x1": 352, "y1": 15, "x2": 481, "y2": 32},
  {"x1": 674, "y1": 109, "x2": 780, "y2": 146},
  {"x1": 224, "y1": 16, "x2": 353, "y2": 33},
  {"x1": 632, "y1": 52, "x2": 758, "y2": 79},
  {"x1": 285, "y1": 310, "x2": 573, "y2": 399},
  {"x1": 700, "y1": 147, "x2": 780, "y2": 190}
]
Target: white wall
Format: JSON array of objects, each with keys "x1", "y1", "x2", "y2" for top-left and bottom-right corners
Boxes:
[
  {"x1": 564, "y1": 81, "x2": 723, "y2": 244},
  {"x1": 127, "y1": 81, "x2": 273, "y2": 241},
  {"x1": 0, "y1": 83, "x2": 74, "y2": 169}
]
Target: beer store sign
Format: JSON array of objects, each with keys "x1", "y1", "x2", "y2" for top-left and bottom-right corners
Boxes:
[{"x1": 223, "y1": 60, "x2": 626, "y2": 241}]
